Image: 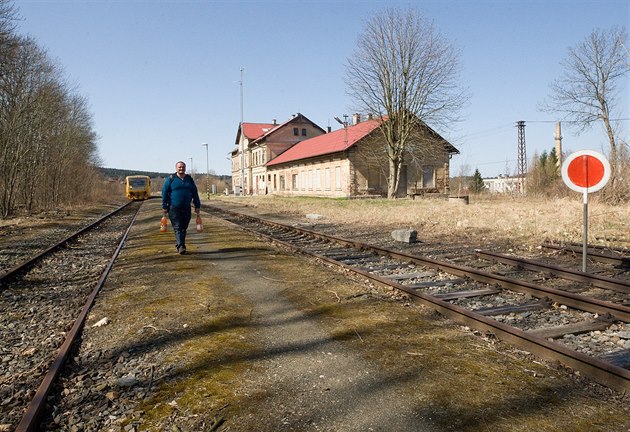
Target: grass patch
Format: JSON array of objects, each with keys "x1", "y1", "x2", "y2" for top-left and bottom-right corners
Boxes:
[{"x1": 210, "y1": 195, "x2": 630, "y2": 249}]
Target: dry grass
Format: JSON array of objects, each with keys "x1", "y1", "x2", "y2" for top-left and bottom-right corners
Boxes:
[{"x1": 210, "y1": 194, "x2": 630, "y2": 250}]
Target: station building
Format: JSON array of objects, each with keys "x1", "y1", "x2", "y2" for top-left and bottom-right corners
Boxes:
[{"x1": 231, "y1": 113, "x2": 459, "y2": 198}]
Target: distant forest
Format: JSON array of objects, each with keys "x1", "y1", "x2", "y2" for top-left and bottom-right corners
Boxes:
[{"x1": 99, "y1": 167, "x2": 231, "y2": 183}]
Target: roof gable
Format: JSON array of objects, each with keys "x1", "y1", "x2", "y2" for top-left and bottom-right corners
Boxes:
[
  {"x1": 266, "y1": 117, "x2": 459, "y2": 166},
  {"x1": 235, "y1": 113, "x2": 326, "y2": 146}
]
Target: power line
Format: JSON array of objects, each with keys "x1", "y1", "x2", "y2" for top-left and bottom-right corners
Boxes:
[
  {"x1": 458, "y1": 124, "x2": 513, "y2": 141},
  {"x1": 524, "y1": 118, "x2": 630, "y2": 123}
]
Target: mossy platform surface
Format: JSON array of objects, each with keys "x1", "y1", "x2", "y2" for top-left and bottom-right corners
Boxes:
[{"x1": 82, "y1": 199, "x2": 629, "y2": 431}]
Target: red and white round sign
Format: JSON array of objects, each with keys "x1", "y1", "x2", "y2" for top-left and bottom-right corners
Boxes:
[{"x1": 561, "y1": 150, "x2": 611, "y2": 193}]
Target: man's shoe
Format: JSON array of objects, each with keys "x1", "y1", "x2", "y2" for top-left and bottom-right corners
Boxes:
[{"x1": 178, "y1": 246, "x2": 186, "y2": 255}]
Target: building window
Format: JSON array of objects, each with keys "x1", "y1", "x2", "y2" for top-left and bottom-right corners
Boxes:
[
  {"x1": 301, "y1": 128, "x2": 307, "y2": 136},
  {"x1": 325, "y1": 167, "x2": 331, "y2": 190},
  {"x1": 307, "y1": 170, "x2": 313, "y2": 190},
  {"x1": 315, "y1": 169, "x2": 321, "y2": 190},
  {"x1": 292, "y1": 174, "x2": 298, "y2": 190},
  {"x1": 293, "y1": 127, "x2": 299, "y2": 136},
  {"x1": 301, "y1": 170, "x2": 306, "y2": 190},
  {"x1": 335, "y1": 166, "x2": 341, "y2": 190},
  {"x1": 279, "y1": 175, "x2": 285, "y2": 191},
  {"x1": 422, "y1": 165, "x2": 435, "y2": 188}
]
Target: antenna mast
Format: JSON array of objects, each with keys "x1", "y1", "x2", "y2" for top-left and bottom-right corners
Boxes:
[{"x1": 240, "y1": 67, "x2": 245, "y2": 195}]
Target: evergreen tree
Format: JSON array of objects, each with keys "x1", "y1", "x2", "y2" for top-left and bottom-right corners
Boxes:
[
  {"x1": 527, "y1": 147, "x2": 561, "y2": 195},
  {"x1": 469, "y1": 168, "x2": 485, "y2": 193}
]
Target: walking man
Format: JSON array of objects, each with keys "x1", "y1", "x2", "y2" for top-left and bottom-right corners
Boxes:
[{"x1": 162, "y1": 161, "x2": 201, "y2": 255}]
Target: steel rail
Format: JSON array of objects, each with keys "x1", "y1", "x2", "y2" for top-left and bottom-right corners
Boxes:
[
  {"x1": 542, "y1": 243, "x2": 630, "y2": 267},
  {"x1": 475, "y1": 249, "x2": 630, "y2": 294},
  {"x1": 15, "y1": 202, "x2": 142, "y2": 432},
  {"x1": 0, "y1": 201, "x2": 134, "y2": 287},
  {"x1": 207, "y1": 205, "x2": 630, "y2": 392},
  {"x1": 565, "y1": 241, "x2": 629, "y2": 254}
]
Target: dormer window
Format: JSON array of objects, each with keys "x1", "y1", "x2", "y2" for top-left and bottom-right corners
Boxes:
[{"x1": 293, "y1": 128, "x2": 299, "y2": 136}]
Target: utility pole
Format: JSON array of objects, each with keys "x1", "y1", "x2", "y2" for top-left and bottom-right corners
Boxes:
[
  {"x1": 516, "y1": 120, "x2": 526, "y2": 193},
  {"x1": 334, "y1": 114, "x2": 348, "y2": 147},
  {"x1": 202, "y1": 142, "x2": 209, "y2": 199}
]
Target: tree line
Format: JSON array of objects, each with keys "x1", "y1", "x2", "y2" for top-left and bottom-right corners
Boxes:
[{"x1": 0, "y1": 1, "x2": 102, "y2": 217}]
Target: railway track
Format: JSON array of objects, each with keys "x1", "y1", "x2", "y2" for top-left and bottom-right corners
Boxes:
[
  {"x1": 0, "y1": 204, "x2": 128, "y2": 278},
  {"x1": 0, "y1": 201, "x2": 141, "y2": 432},
  {"x1": 2, "y1": 200, "x2": 628, "y2": 429},
  {"x1": 203, "y1": 204, "x2": 630, "y2": 393},
  {"x1": 542, "y1": 242, "x2": 630, "y2": 268}
]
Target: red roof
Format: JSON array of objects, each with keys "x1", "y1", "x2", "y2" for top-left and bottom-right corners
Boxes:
[
  {"x1": 240, "y1": 123, "x2": 277, "y2": 142},
  {"x1": 267, "y1": 119, "x2": 381, "y2": 166}
]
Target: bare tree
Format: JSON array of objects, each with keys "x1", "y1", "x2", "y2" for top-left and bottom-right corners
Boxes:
[
  {"x1": 0, "y1": 33, "x2": 100, "y2": 216},
  {"x1": 0, "y1": 37, "x2": 55, "y2": 215},
  {"x1": 345, "y1": 7, "x2": 467, "y2": 198},
  {"x1": 0, "y1": 0, "x2": 18, "y2": 60},
  {"x1": 544, "y1": 27, "x2": 629, "y2": 201}
]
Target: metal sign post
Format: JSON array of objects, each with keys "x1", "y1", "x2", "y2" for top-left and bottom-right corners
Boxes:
[
  {"x1": 561, "y1": 150, "x2": 611, "y2": 272},
  {"x1": 582, "y1": 188, "x2": 588, "y2": 272}
]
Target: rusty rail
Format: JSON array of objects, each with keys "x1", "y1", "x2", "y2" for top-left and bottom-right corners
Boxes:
[
  {"x1": 15, "y1": 202, "x2": 142, "y2": 432},
  {"x1": 542, "y1": 242, "x2": 630, "y2": 267},
  {"x1": 475, "y1": 249, "x2": 630, "y2": 294}
]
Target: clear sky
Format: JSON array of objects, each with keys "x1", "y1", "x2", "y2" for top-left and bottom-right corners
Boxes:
[{"x1": 16, "y1": 0, "x2": 629, "y2": 178}]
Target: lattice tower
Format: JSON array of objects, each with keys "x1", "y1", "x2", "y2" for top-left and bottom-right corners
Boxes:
[{"x1": 516, "y1": 120, "x2": 527, "y2": 193}]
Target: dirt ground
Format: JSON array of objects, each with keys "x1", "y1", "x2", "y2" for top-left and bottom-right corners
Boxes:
[{"x1": 72, "y1": 198, "x2": 630, "y2": 431}]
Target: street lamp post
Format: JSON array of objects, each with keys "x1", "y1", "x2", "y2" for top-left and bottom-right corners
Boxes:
[
  {"x1": 189, "y1": 157, "x2": 193, "y2": 177},
  {"x1": 202, "y1": 142, "x2": 209, "y2": 199}
]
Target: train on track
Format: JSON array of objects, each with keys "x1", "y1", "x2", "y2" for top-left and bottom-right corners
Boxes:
[{"x1": 125, "y1": 175, "x2": 151, "y2": 200}]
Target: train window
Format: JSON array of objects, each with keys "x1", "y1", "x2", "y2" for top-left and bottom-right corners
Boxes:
[{"x1": 129, "y1": 178, "x2": 146, "y2": 188}]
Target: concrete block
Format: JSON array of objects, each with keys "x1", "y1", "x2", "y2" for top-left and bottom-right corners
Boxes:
[{"x1": 391, "y1": 229, "x2": 417, "y2": 243}]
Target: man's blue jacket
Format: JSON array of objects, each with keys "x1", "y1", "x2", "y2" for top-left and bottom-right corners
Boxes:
[{"x1": 162, "y1": 174, "x2": 201, "y2": 210}]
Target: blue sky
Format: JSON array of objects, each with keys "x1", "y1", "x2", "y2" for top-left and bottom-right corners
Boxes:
[{"x1": 16, "y1": 0, "x2": 629, "y2": 178}]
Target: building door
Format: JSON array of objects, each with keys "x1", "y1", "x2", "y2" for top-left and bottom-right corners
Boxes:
[{"x1": 397, "y1": 165, "x2": 407, "y2": 196}]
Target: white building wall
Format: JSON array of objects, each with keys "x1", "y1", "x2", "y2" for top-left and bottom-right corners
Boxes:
[
  {"x1": 483, "y1": 176, "x2": 522, "y2": 193},
  {"x1": 267, "y1": 157, "x2": 352, "y2": 198}
]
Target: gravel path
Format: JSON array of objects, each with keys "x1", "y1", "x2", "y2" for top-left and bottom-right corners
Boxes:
[{"x1": 221, "y1": 254, "x2": 432, "y2": 431}]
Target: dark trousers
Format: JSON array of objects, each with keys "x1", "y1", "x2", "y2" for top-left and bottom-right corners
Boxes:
[{"x1": 168, "y1": 206, "x2": 191, "y2": 248}]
